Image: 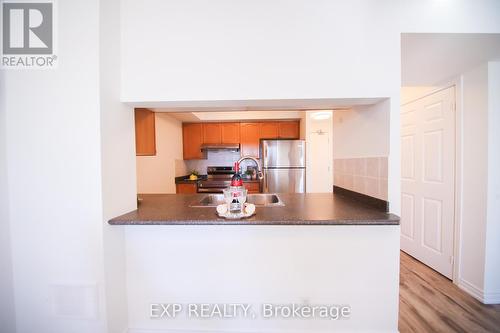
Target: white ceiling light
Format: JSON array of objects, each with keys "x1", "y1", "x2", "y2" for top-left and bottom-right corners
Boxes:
[{"x1": 311, "y1": 111, "x2": 332, "y2": 120}]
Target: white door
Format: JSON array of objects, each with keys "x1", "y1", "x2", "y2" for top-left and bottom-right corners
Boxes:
[
  {"x1": 306, "y1": 112, "x2": 333, "y2": 193},
  {"x1": 401, "y1": 86, "x2": 456, "y2": 278},
  {"x1": 307, "y1": 131, "x2": 333, "y2": 193}
]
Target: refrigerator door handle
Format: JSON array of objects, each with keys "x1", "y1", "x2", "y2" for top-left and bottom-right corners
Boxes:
[{"x1": 264, "y1": 172, "x2": 268, "y2": 193}]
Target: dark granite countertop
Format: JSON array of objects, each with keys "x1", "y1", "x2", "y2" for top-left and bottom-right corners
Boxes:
[
  {"x1": 175, "y1": 175, "x2": 260, "y2": 184},
  {"x1": 109, "y1": 193, "x2": 399, "y2": 226},
  {"x1": 175, "y1": 175, "x2": 207, "y2": 184}
]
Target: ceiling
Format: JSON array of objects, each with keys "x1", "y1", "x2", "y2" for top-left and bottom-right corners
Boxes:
[
  {"x1": 402, "y1": 33, "x2": 500, "y2": 86},
  {"x1": 166, "y1": 111, "x2": 306, "y2": 122},
  {"x1": 129, "y1": 98, "x2": 385, "y2": 112}
]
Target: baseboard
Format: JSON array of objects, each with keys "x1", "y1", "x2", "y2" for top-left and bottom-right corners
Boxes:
[
  {"x1": 127, "y1": 328, "x2": 398, "y2": 333},
  {"x1": 458, "y1": 279, "x2": 500, "y2": 304},
  {"x1": 128, "y1": 328, "x2": 305, "y2": 333},
  {"x1": 129, "y1": 330, "x2": 263, "y2": 333},
  {"x1": 127, "y1": 329, "x2": 313, "y2": 333},
  {"x1": 483, "y1": 292, "x2": 500, "y2": 304}
]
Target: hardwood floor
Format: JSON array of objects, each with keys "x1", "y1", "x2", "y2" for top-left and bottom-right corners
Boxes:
[{"x1": 399, "y1": 251, "x2": 500, "y2": 332}]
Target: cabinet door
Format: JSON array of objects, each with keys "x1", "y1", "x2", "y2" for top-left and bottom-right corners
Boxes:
[
  {"x1": 183, "y1": 123, "x2": 204, "y2": 159},
  {"x1": 134, "y1": 108, "x2": 156, "y2": 156},
  {"x1": 176, "y1": 183, "x2": 197, "y2": 194},
  {"x1": 221, "y1": 122, "x2": 240, "y2": 144},
  {"x1": 278, "y1": 121, "x2": 300, "y2": 139},
  {"x1": 260, "y1": 122, "x2": 279, "y2": 139},
  {"x1": 202, "y1": 123, "x2": 222, "y2": 144},
  {"x1": 240, "y1": 123, "x2": 261, "y2": 157}
]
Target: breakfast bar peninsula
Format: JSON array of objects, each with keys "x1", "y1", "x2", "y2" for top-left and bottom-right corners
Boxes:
[{"x1": 110, "y1": 192, "x2": 400, "y2": 332}]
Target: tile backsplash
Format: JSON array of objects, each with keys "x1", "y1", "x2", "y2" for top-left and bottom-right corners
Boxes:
[
  {"x1": 182, "y1": 150, "x2": 247, "y2": 175},
  {"x1": 174, "y1": 159, "x2": 188, "y2": 177},
  {"x1": 334, "y1": 157, "x2": 388, "y2": 200}
]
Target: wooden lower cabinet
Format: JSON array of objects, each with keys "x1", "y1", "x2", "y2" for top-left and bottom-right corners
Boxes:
[
  {"x1": 243, "y1": 182, "x2": 260, "y2": 193},
  {"x1": 176, "y1": 183, "x2": 197, "y2": 194}
]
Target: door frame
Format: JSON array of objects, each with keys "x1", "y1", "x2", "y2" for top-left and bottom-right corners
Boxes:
[{"x1": 401, "y1": 79, "x2": 463, "y2": 284}]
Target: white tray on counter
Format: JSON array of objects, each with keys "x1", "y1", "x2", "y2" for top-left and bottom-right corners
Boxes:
[{"x1": 217, "y1": 203, "x2": 255, "y2": 220}]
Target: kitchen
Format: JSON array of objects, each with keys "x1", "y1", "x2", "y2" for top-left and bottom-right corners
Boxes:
[
  {"x1": 175, "y1": 119, "x2": 302, "y2": 195},
  {"x1": 135, "y1": 111, "x2": 309, "y2": 194},
  {"x1": 134, "y1": 106, "x2": 389, "y2": 198},
  {"x1": 110, "y1": 105, "x2": 398, "y2": 331},
  {"x1": 4, "y1": 2, "x2": 500, "y2": 333}
]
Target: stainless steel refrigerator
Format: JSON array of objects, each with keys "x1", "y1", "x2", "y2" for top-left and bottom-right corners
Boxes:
[{"x1": 261, "y1": 139, "x2": 306, "y2": 193}]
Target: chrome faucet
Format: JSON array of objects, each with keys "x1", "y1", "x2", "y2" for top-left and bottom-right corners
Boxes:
[{"x1": 237, "y1": 155, "x2": 264, "y2": 180}]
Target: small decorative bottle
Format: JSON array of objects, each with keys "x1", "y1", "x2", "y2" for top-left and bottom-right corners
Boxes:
[{"x1": 229, "y1": 162, "x2": 243, "y2": 214}]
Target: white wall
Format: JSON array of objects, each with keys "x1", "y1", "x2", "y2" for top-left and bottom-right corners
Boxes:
[
  {"x1": 332, "y1": 100, "x2": 390, "y2": 159},
  {"x1": 459, "y1": 64, "x2": 489, "y2": 296},
  {"x1": 120, "y1": 0, "x2": 500, "y2": 214},
  {"x1": 3, "y1": 0, "x2": 135, "y2": 332},
  {"x1": 456, "y1": 62, "x2": 500, "y2": 303},
  {"x1": 125, "y1": 225, "x2": 400, "y2": 333},
  {"x1": 331, "y1": 101, "x2": 390, "y2": 201},
  {"x1": 484, "y1": 61, "x2": 500, "y2": 301},
  {"x1": 100, "y1": 0, "x2": 137, "y2": 331},
  {"x1": 121, "y1": 1, "x2": 399, "y2": 103},
  {"x1": 4, "y1": 2, "x2": 107, "y2": 332},
  {"x1": 136, "y1": 113, "x2": 184, "y2": 193},
  {"x1": 0, "y1": 69, "x2": 17, "y2": 333}
]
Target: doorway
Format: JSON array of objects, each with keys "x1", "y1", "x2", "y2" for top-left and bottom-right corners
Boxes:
[{"x1": 400, "y1": 86, "x2": 456, "y2": 278}]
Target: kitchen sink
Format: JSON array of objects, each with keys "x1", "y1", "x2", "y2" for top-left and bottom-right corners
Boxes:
[{"x1": 190, "y1": 193, "x2": 284, "y2": 207}]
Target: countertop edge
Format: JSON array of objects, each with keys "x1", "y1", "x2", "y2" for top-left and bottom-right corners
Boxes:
[
  {"x1": 109, "y1": 215, "x2": 400, "y2": 226},
  {"x1": 109, "y1": 193, "x2": 400, "y2": 226}
]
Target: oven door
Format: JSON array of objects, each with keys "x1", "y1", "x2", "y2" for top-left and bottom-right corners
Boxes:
[
  {"x1": 197, "y1": 181, "x2": 228, "y2": 193},
  {"x1": 197, "y1": 187, "x2": 224, "y2": 193}
]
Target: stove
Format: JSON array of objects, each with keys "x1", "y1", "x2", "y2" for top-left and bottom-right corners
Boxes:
[{"x1": 197, "y1": 166, "x2": 234, "y2": 193}]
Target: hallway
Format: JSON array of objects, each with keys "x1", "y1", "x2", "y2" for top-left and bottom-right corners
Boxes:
[{"x1": 399, "y1": 252, "x2": 500, "y2": 332}]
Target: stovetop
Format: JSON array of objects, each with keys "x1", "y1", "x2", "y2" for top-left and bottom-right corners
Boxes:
[
  {"x1": 206, "y1": 166, "x2": 235, "y2": 180},
  {"x1": 198, "y1": 166, "x2": 235, "y2": 192}
]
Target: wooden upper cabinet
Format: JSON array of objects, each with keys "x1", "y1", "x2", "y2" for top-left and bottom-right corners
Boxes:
[
  {"x1": 181, "y1": 120, "x2": 299, "y2": 160},
  {"x1": 278, "y1": 121, "x2": 300, "y2": 139},
  {"x1": 202, "y1": 123, "x2": 222, "y2": 144},
  {"x1": 240, "y1": 122, "x2": 261, "y2": 157},
  {"x1": 183, "y1": 123, "x2": 204, "y2": 160},
  {"x1": 220, "y1": 122, "x2": 240, "y2": 144},
  {"x1": 134, "y1": 108, "x2": 156, "y2": 156},
  {"x1": 260, "y1": 122, "x2": 279, "y2": 139}
]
